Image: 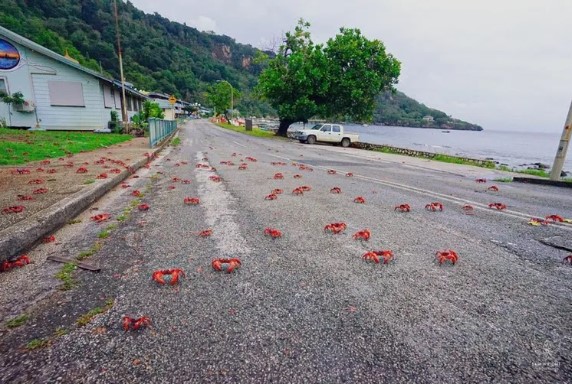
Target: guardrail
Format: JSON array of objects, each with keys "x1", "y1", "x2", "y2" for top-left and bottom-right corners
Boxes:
[{"x1": 148, "y1": 118, "x2": 177, "y2": 147}]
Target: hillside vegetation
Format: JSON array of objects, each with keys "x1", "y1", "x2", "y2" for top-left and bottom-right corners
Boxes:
[{"x1": 0, "y1": 0, "x2": 482, "y2": 130}]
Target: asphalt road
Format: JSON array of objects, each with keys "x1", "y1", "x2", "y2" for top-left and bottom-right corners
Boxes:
[{"x1": 1, "y1": 120, "x2": 571, "y2": 383}]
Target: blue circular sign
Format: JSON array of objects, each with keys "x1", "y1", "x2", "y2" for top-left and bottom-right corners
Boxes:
[{"x1": 0, "y1": 39, "x2": 20, "y2": 70}]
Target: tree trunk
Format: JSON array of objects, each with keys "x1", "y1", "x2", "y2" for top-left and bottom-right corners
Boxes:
[{"x1": 277, "y1": 119, "x2": 294, "y2": 137}]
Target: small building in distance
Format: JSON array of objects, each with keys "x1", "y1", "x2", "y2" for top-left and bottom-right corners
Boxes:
[{"x1": 0, "y1": 25, "x2": 147, "y2": 130}]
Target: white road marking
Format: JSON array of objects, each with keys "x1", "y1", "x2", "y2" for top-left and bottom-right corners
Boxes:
[{"x1": 195, "y1": 152, "x2": 251, "y2": 255}]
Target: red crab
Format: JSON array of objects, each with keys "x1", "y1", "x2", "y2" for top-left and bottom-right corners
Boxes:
[
  {"x1": 212, "y1": 258, "x2": 242, "y2": 273},
  {"x1": 76, "y1": 167, "x2": 88, "y2": 174},
  {"x1": 475, "y1": 178, "x2": 487, "y2": 183},
  {"x1": 563, "y1": 255, "x2": 572, "y2": 264},
  {"x1": 292, "y1": 187, "x2": 304, "y2": 195},
  {"x1": 528, "y1": 217, "x2": 549, "y2": 226},
  {"x1": 182, "y1": 179, "x2": 191, "y2": 184},
  {"x1": 324, "y1": 222, "x2": 347, "y2": 234},
  {"x1": 346, "y1": 172, "x2": 354, "y2": 177},
  {"x1": 327, "y1": 169, "x2": 337, "y2": 175},
  {"x1": 138, "y1": 203, "x2": 150, "y2": 211},
  {"x1": 299, "y1": 186, "x2": 311, "y2": 192},
  {"x1": 12, "y1": 168, "x2": 31, "y2": 175},
  {"x1": 184, "y1": 197, "x2": 200, "y2": 205},
  {"x1": 362, "y1": 250, "x2": 394, "y2": 264},
  {"x1": 293, "y1": 174, "x2": 302, "y2": 179},
  {"x1": 198, "y1": 229, "x2": 213, "y2": 237},
  {"x1": 299, "y1": 165, "x2": 313, "y2": 171},
  {"x1": 28, "y1": 179, "x2": 44, "y2": 184},
  {"x1": 330, "y1": 187, "x2": 342, "y2": 194},
  {"x1": 436, "y1": 250, "x2": 459, "y2": 265},
  {"x1": 488, "y1": 203, "x2": 506, "y2": 210},
  {"x1": 43, "y1": 235, "x2": 56, "y2": 243},
  {"x1": 33, "y1": 188, "x2": 48, "y2": 194},
  {"x1": 545, "y1": 214, "x2": 565, "y2": 222},
  {"x1": 487, "y1": 185, "x2": 499, "y2": 192},
  {"x1": 273, "y1": 173, "x2": 284, "y2": 180},
  {"x1": 245, "y1": 156, "x2": 257, "y2": 162},
  {"x1": 40, "y1": 160, "x2": 51, "y2": 165},
  {"x1": 121, "y1": 184, "x2": 131, "y2": 189},
  {"x1": 36, "y1": 168, "x2": 45, "y2": 172},
  {"x1": 131, "y1": 190, "x2": 143, "y2": 197},
  {"x1": 152, "y1": 268, "x2": 185, "y2": 285},
  {"x1": 265, "y1": 193, "x2": 278, "y2": 200},
  {"x1": 209, "y1": 175, "x2": 221, "y2": 182},
  {"x1": 394, "y1": 204, "x2": 411, "y2": 212},
  {"x1": 108, "y1": 168, "x2": 121, "y2": 174},
  {"x1": 425, "y1": 202, "x2": 444, "y2": 212},
  {"x1": 353, "y1": 229, "x2": 371, "y2": 241},
  {"x1": 264, "y1": 228, "x2": 282, "y2": 238},
  {"x1": 46, "y1": 169, "x2": 57, "y2": 174},
  {"x1": 17, "y1": 195, "x2": 34, "y2": 201},
  {"x1": 2, "y1": 206, "x2": 25, "y2": 214},
  {"x1": 122, "y1": 316, "x2": 151, "y2": 332},
  {"x1": 1, "y1": 255, "x2": 31, "y2": 272},
  {"x1": 353, "y1": 196, "x2": 366, "y2": 204},
  {"x1": 238, "y1": 164, "x2": 248, "y2": 170},
  {"x1": 167, "y1": 185, "x2": 176, "y2": 190},
  {"x1": 96, "y1": 173, "x2": 108, "y2": 179},
  {"x1": 462, "y1": 204, "x2": 474, "y2": 215},
  {"x1": 271, "y1": 189, "x2": 283, "y2": 195},
  {"x1": 90, "y1": 213, "x2": 111, "y2": 222}
]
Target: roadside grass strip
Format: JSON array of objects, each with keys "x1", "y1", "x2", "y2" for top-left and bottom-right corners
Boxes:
[{"x1": 0, "y1": 128, "x2": 132, "y2": 166}]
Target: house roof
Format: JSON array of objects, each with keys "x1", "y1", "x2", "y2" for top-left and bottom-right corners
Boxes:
[{"x1": 0, "y1": 25, "x2": 146, "y2": 99}]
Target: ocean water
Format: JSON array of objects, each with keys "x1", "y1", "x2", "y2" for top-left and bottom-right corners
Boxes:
[{"x1": 290, "y1": 123, "x2": 572, "y2": 172}]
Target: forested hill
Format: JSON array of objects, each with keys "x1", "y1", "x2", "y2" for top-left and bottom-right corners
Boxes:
[{"x1": 0, "y1": 0, "x2": 482, "y2": 130}]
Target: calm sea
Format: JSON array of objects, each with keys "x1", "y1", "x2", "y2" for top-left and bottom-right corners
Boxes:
[{"x1": 290, "y1": 123, "x2": 572, "y2": 172}]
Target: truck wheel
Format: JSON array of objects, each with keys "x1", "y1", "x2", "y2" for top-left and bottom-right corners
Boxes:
[
  {"x1": 341, "y1": 138, "x2": 350, "y2": 148},
  {"x1": 307, "y1": 135, "x2": 316, "y2": 145}
]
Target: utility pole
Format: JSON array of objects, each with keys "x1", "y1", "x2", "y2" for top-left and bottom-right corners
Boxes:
[
  {"x1": 113, "y1": 0, "x2": 128, "y2": 123},
  {"x1": 549, "y1": 99, "x2": 572, "y2": 180}
]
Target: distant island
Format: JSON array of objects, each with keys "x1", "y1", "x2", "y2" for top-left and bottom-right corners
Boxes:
[{"x1": 372, "y1": 91, "x2": 483, "y2": 131}]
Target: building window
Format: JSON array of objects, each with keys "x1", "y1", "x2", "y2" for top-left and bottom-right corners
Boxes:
[
  {"x1": 103, "y1": 84, "x2": 114, "y2": 108},
  {"x1": 48, "y1": 81, "x2": 85, "y2": 107},
  {"x1": 127, "y1": 95, "x2": 133, "y2": 112},
  {"x1": 0, "y1": 78, "x2": 7, "y2": 95}
]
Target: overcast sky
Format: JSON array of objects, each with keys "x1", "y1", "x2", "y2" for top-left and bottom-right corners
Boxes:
[{"x1": 130, "y1": 0, "x2": 571, "y2": 133}]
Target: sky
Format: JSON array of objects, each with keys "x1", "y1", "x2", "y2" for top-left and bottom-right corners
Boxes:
[{"x1": 129, "y1": 0, "x2": 571, "y2": 133}]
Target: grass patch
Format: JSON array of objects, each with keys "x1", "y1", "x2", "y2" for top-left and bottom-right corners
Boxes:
[
  {"x1": 54, "y1": 327, "x2": 68, "y2": 337},
  {"x1": 67, "y1": 219, "x2": 82, "y2": 225},
  {"x1": 516, "y1": 168, "x2": 550, "y2": 178},
  {"x1": 84, "y1": 179, "x2": 95, "y2": 185},
  {"x1": 55, "y1": 262, "x2": 77, "y2": 290},
  {"x1": 6, "y1": 314, "x2": 29, "y2": 328},
  {"x1": 77, "y1": 241, "x2": 103, "y2": 260},
  {"x1": 171, "y1": 137, "x2": 181, "y2": 146},
  {"x1": 0, "y1": 128, "x2": 132, "y2": 166},
  {"x1": 26, "y1": 338, "x2": 50, "y2": 350},
  {"x1": 97, "y1": 224, "x2": 116, "y2": 239},
  {"x1": 215, "y1": 123, "x2": 276, "y2": 138},
  {"x1": 433, "y1": 154, "x2": 496, "y2": 168},
  {"x1": 76, "y1": 299, "x2": 114, "y2": 327},
  {"x1": 494, "y1": 177, "x2": 513, "y2": 183}
]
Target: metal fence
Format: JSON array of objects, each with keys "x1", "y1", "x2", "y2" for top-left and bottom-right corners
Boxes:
[{"x1": 148, "y1": 118, "x2": 177, "y2": 147}]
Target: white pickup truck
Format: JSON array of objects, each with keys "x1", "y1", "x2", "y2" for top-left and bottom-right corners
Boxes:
[{"x1": 294, "y1": 123, "x2": 359, "y2": 148}]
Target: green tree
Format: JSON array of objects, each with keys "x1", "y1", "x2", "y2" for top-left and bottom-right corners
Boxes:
[
  {"x1": 205, "y1": 81, "x2": 240, "y2": 123},
  {"x1": 141, "y1": 100, "x2": 165, "y2": 120},
  {"x1": 257, "y1": 19, "x2": 401, "y2": 136}
]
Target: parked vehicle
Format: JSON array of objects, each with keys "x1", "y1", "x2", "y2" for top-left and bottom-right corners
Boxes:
[{"x1": 294, "y1": 123, "x2": 359, "y2": 147}]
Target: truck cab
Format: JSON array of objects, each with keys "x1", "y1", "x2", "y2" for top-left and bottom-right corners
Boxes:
[{"x1": 294, "y1": 123, "x2": 359, "y2": 148}]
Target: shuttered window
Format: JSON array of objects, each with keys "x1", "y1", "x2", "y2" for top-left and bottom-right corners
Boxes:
[{"x1": 48, "y1": 81, "x2": 85, "y2": 107}]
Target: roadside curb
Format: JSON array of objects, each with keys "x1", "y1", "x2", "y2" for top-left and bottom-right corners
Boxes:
[
  {"x1": 0, "y1": 130, "x2": 177, "y2": 259},
  {"x1": 513, "y1": 176, "x2": 572, "y2": 188}
]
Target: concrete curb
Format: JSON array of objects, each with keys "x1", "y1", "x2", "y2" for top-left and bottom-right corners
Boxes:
[
  {"x1": 513, "y1": 176, "x2": 572, "y2": 188},
  {"x1": 0, "y1": 130, "x2": 177, "y2": 259}
]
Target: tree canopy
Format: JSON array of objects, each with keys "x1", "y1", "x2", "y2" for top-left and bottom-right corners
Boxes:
[
  {"x1": 257, "y1": 20, "x2": 401, "y2": 136},
  {"x1": 205, "y1": 81, "x2": 241, "y2": 122}
]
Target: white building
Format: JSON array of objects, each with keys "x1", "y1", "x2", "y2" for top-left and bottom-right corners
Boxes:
[{"x1": 0, "y1": 25, "x2": 146, "y2": 130}]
